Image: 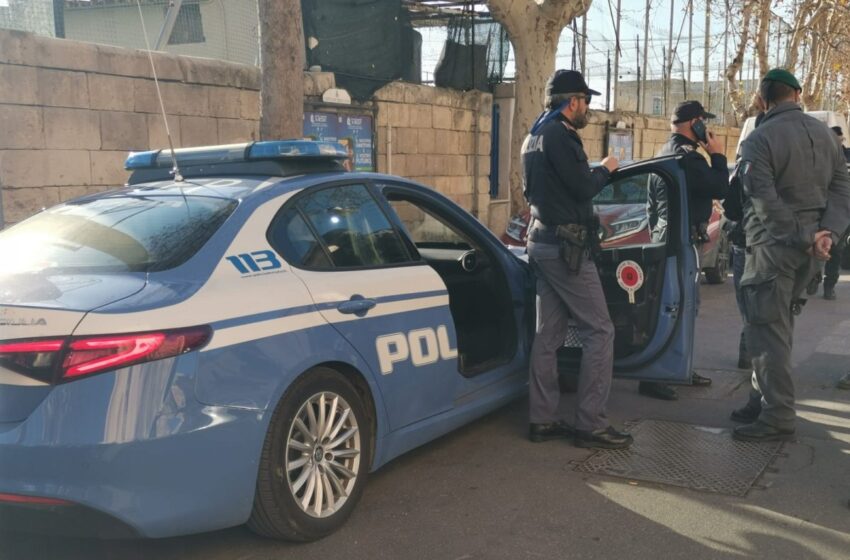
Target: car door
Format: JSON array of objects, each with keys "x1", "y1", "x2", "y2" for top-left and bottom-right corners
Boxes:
[
  {"x1": 374, "y1": 180, "x2": 532, "y2": 402},
  {"x1": 267, "y1": 181, "x2": 460, "y2": 431},
  {"x1": 558, "y1": 157, "x2": 697, "y2": 383}
]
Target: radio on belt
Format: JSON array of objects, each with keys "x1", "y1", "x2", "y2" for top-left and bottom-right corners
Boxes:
[{"x1": 616, "y1": 260, "x2": 644, "y2": 304}]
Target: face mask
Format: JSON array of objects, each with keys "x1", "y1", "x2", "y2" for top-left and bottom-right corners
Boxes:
[{"x1": 571, "y1": 109, "x2": 589, "y2": 129}]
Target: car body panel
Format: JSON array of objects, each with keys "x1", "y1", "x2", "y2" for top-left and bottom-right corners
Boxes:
[{"x1": 0, "y1": 149, "x2": 698, "y2": 538}]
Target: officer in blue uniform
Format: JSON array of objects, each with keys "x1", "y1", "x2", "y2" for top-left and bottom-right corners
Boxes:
[
  {"x1": 523, "y1": 69, "x2": 632, "y2": 449},
  {"x1": 641, "y1": 100, "x2": 730, "y2": 400}
]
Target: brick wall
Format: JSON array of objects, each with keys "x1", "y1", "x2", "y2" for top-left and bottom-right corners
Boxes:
[{"x1": 373, "y1": 82, "x2": 494, "y2": 229}]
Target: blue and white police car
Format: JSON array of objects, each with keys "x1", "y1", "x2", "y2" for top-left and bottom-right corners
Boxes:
[{"x1": 0, "y1": 141, "x2": 701, "y2": 540}]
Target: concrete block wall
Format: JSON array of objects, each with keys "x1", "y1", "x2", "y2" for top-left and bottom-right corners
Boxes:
[
  {"x1": 0, "y1": 29, "x2": 335, "y2": 227},
  {"x1": 581, "y1": 111, "x2": 741, "y2": 162},
  {"x1": 373, "y1": 82, "x2": 494, "y2": 229}
]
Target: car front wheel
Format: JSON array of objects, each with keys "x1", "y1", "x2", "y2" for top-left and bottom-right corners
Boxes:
[{"x1": 248, "y1": 367, "x2": 371, "y2": 541}]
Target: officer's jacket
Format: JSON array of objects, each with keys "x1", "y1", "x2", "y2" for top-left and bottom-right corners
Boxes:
[
  {"x1": 740, "y1": 102, "x2": 850, "y2": 250},
  {"x1": 647, "y1": 134, "x2": 728, "y2": 241},
  {"x1": 521, "y1": 113, "x2": 610, "y2": 227}
]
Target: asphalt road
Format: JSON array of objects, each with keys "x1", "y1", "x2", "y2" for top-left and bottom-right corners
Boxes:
[{"x1": 3, "y1": 274, "x2": 850, "y2": 559}]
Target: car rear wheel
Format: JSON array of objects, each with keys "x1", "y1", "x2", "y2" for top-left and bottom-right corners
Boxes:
[{"x1": 248, "y1": 367, "x2": 371, "y2": 541}]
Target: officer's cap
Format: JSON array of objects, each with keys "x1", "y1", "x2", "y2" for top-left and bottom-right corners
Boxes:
[
  {"x1": 761, "y1": 68, "x2": 802, "y2": 91},
  {"x1": 672, "y1": 100, "x2": 716, "y2": 124},
  {"x1": 546, "y1": 70, "x2": 601, "y2": 98}
]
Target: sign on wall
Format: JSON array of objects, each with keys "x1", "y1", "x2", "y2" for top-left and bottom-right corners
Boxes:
[
  {"x1": 303, "y1": 111, "x2": 374, "y2": 172},
  {"x1": 607, "y1": 130, "x2": 634, "y2": 162}
]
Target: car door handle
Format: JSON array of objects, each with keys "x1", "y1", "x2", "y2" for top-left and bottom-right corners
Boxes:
[{"x1": 337, "y1": 295, "x2": 377, "y2": 316}]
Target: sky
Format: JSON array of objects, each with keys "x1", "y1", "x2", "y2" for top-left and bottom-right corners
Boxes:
[{"x1": 420, "y1": 0, "x2": 771, "y2": 110}]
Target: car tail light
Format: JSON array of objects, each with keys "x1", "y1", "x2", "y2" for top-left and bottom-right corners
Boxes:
[
  {"x1": 0, "y1": 326, "x2": 210, "y2": 384},
  {"x1": 61, "y1": 327, "x2": 211, "y2": 380},
  {"x1": 0, "y1": 492, "x2": 73, "y2": 506},
  {"x1": 0, "y1": 339, "x2": 65, "y2": 384}
]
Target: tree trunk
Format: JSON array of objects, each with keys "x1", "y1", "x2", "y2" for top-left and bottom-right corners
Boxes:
[
  {"x1": 745, "y1": 0, "x2": 771, "y2": 114},
  {"x1": 259, "y1": 0, "x2": 305, "y2": 140},
  {"x1": 486, "y1": 0, "x2": 589, "y2": 214},
  {"x1": 724, "y1": 0, "x2": 754, "y2": 126}
]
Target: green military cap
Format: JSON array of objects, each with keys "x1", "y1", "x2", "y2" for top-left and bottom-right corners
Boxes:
[{"x1": 762, "y1": 68, "x2": 801, "y2": 91}]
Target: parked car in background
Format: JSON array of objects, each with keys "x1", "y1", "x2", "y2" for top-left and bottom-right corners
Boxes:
[{"x1": 501, "y1": 189, "x2": 730, "y2": 284}]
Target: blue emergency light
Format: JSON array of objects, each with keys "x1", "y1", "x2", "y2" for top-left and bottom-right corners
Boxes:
[{"x1": 125, "y1": 140, "x2": 349, "y2": 170}]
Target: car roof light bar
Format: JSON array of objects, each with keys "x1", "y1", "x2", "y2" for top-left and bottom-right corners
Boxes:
[{"x1": 125, "y1": 141, "x2": 349, "y2": 171}]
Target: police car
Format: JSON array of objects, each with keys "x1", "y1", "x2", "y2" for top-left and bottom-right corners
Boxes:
[{"x1": 0, "y1": 141, "x2": 700, "y2": 540}]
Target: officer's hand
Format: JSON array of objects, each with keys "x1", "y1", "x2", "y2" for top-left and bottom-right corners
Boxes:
[
  {"x1": 809, "y1": 230, "x2": 833, "y2": 260},
  {"x1": 701, "y1": 131, "x2": 724, "y2": 155},
  {"x1": 601, "y1": 156, "x2": 619, "y2": 173}
]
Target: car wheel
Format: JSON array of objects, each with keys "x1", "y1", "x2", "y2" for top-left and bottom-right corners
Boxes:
[
  {"x1": 703, "y1": 234, "x2": 730, "y2": 285},
  {"x1": 248, "y1": 367, "x2": 372, "y2": 541}
]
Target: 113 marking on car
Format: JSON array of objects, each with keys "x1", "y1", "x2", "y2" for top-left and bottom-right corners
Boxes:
[{"x1": 226, "y1": 250, "x2": 283, "y2": 275}]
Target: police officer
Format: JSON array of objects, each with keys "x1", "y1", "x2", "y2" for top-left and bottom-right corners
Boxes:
[
  {"x1": 524, "y1": 69, "x2": 632, "y2": 449},
  {"x1": 732, "y1": 69, "x2": 850, "y2": 442},
  {"x1": 640, "y1": 100, "x2": 730, "y2": 400},
  {"x1": 821, "y1": 126, "x2": 850, "y2": 300}
]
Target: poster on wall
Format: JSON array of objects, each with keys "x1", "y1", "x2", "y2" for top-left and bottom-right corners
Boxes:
[
  {"x1": 302, "y1": 111, "x2": 374, "y2": 172},
  {"x1": 607, "y1": 130, "x2": 634, "y2": 162},
  {"x1": 337, "y1": 114, "x2": 374, "y2": 172}
]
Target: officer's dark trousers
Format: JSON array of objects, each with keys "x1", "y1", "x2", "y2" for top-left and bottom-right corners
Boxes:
[
  {"x1": 528, "y1": 240, "x2": 615, "y2": 431},
  {"x1": 742, "y1": 243, "x2": 818, "y2": 431},
  {"x1": 823, "y1": 244, "x2": 840, "y2": 290}
]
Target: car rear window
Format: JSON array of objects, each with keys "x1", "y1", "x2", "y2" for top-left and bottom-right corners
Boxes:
[{"x1": 0, "y1": 195, "x2": 238, "y2": 274}]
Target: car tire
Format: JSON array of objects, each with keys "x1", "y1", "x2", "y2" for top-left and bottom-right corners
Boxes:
[
  {"x1": 248, "y1": 367, "x2": 372, "y2": 541},
  {"x1": 703, "y1": 233, "x2": 730, "y2": 285}
]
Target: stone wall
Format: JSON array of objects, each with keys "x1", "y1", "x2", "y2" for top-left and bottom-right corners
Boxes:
[
  {"x1": 372, "y1": 82, "x2": 494, "y2": 229},
  {"x1": 580, "y1": 111, "x2": 741, "y2": 162},
  {"x1": 0, "y1": 29, "x2": 328, "y2": 227}
]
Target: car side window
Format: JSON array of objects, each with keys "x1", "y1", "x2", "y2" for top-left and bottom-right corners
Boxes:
[
  {"x1": 269, "y1": 209, "x2": 334, "y2": 269},
  {"x1": 270, "y1": 184, "x2": 411, "y2": 269},
  {"x1": 387, "y1": 199, "x2": 471, "y2": 250},
  {"x1": 594, "y1": 172, "x2": 668, "y2": 249}
]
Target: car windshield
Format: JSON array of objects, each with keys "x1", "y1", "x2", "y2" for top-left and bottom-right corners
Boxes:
[
  {"x1": 593, "y1": 179, "x2": 648, "y2": 204},
  {"x1": 0, "y1": 195, "x2": 237, "y2": 274}
]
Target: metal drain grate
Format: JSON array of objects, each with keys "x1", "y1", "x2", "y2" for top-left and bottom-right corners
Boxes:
[{"x1": 574, "y1": 419, "x2": 784, "y2": 496}]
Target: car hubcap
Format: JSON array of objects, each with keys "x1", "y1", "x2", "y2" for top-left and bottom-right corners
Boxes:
[{"x1": 286, "y1": 391, "x2": 361, "y2": 518}]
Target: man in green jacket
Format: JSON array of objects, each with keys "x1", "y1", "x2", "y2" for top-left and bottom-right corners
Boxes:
[{"x1": 733, "y1": 69, "x2": 850, "y2": 441}]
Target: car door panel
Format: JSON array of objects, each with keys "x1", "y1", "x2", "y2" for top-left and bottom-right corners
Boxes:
[
  {"x1": 558, "y1": 159, "x2": 696, "y2": 383},
  {"x1": 268, "y1": 181, "x2": 461, "y2": 431}
]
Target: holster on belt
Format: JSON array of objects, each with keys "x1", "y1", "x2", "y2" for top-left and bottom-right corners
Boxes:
[
  {"x1": 691, "y1": 222, "x2": 710, "y2": 244},
  {"x1": 556, "y1": 224, "x2": 588, "y2": 274}
]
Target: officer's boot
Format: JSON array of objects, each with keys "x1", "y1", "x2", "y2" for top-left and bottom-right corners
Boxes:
[
  {"x1": 824, "y1": 284, "x2": 837, "y2": 300},
  {"x1": 737, "y1": 331, "x2": 751, "y2": 370}
]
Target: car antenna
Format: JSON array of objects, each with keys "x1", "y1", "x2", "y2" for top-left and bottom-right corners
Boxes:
[{"x1": 135, "y1": 0, "x2": 183, "y2": 183}]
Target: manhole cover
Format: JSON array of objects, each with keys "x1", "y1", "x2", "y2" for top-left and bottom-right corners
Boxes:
[{"x1": 574, "y1": 419, "x2": 783, "y2": 496}]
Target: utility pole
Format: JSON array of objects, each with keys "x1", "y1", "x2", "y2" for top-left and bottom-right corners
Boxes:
[
  {"x1": 666, "y1": 0, "x2": 674, "y2": 116},
  {"x1": 723, "y1": 5, "x2": 729, "y2": 123},
  {"x1": 606, "y1": 51, "x2": 612, "y2": 112},
  {"x1": 636, "y1": 35, "x2": 642, "y2": 112},
  {"x1": 687, "y1": 0, "x2": 693, "y2": 99},
  {"x1": 663, "y1": 46, "x2": 668, "y2": 115},
  {"x1": 613, "y1": 0, "x2": 622, "y2": 111},
  {"x1": 581, "y1": 14, "x2": 587, "y2": 75},
  {"x1": 703, "y1": 0, "x2": 710, "y2": 107},
  {"x1": 572, "y1": 19, "x2": 578, "y2": 70},
  {"x1": 642, "y1": 0, "x2": 650, "y2": 114},
  {"x1": 719, "y1": 61, "x2": 725, "y2": 123}
]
